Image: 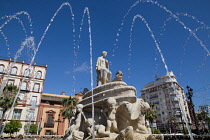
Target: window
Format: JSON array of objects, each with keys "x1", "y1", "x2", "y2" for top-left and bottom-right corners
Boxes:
[
  {"x1": 24, "y1": 69, "x2": 30, "y2": 77},
  {"x1": 20, "y1": 82, "x2": 27, "y2": 90},
  {"x1": 8, "y1": 80, "x2": 15, "y2": 85},
  {"x1": 11, "y1": 67, "x2": 18, "y2": 75},
  {"x1": 35, "y1": 71, "x2": 42, "y2": 79},
  {"x1": 47, "y1": 114, "x2": 54, "y2": 124},
  {"x1": 27, "y1": 111, "x2": 34, "y2": 120},
  {"x1": 18, "y1": 93, "x2": 25, "y2": 100},
  {"x1": 78, "y1": 97, "x2": 82, "y2": 100},
  {"x1": 31, "y1": 96, "x2": 37, "y2": 106},
  {"x1": 12, "y1": 109, "x2": 22, "y2": 120},
  {"x1": 33, "y1": 84, "x2": 40, "y2": 92},
  {"x1": 0, "y1": 110, "x2": 3, "y2": 118},
  {"x1": 0, "y1": 65, "x2": 4, "y2": 73},
  {"x1": 45, "y1": 130, "x2": 52, "y2": 135}
]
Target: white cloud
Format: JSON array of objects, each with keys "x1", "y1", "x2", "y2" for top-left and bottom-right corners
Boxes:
[{"x1": 73, "y1": 62, "x2": 89, "y2": 73}]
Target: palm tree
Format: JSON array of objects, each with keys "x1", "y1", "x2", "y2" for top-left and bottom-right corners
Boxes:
[
  {"x1": 145, "y1": 103, "x2": 159, "y2": 133},
  {"x1": 0, "y1": 84, "x2": 19, "y2": 131},
  {"x1": 60, "y1": 96, "x2": 78, "y2": 127}
]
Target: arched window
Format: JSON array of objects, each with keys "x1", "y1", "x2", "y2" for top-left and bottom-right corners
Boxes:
[
  {"x1": 0, "y1": 65, "x2": 4, "y2": 73},
  {"x1": 20, "y1": 82, "x2": 27, "y2": 90},
  {"x1": 35, "y1": 71, "x2": 42, "y2": 79},
  {"x1": 11, "y1": 67, "x2": 18, "y2": 75},
  {"x1": 33, "y1": 83, "x2": 40, "y2": 92},
  {"x1": 24, "y1": 69, "x2": 30, "y2": 77}
]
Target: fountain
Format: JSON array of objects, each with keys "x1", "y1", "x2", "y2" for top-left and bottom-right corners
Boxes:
[
  {"x1": 0, "y1": 1, "x2": 209, "y2": 139},
  {"x1": 63, "y1": 51, "x2": 164, "y2": 140}
]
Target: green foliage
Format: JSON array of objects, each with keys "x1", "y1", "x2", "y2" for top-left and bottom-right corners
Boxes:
[
  {"x1": 60, "y1": 96, "x2": 78, "y2": 118},
  {"x1": 4, "y1": 120, "x2": 22, "y2": 136},
  {"x1": 24, "y1": 123, "x2": 39, "y2": 134},
  {"x1": 197, "y1": 110, "x2": 208, "y2": 121},
  {"x1": 183, "y1": 128, "x2": 188, "y2": 134},
  {"x1": 60, "y1": 96, "x2": 78, "y2": 127},
  {"x1": 0, "y1": 84, "x2": 19, "y2": 112},
  {"x1": 145, "y1": 103, "x2": 158, "y2": 123},
  {"x1": 154, "y1": 128, "x2": 161, "y2": 134},
  {"x1": 0, "y1": 85, "x2": 19, "y2": 130}
]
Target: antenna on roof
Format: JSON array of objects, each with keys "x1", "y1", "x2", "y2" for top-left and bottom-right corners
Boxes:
[{"x1": 153, "y1": 74, "x2": 158, "y2": 80}]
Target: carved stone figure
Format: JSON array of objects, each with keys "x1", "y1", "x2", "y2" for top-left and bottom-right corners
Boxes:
[
  {"x1": 117, "y1": 98, "x2": 150, "y2": 134},
  {"x1": 112, "y1": 71, "x2": 123, "y2": 82},
  {"x1": 64, "y1": 51, "x2": 163, "y2": 140},
  {"x1": 96, "y1": 51, "x2": 112, "y2": 86},
  {"x1": 65, "y1": 104, "x2": 85, "y2": 140},
  {"x1": 86, "y1": 118, "x2": 110, "y2": 138},
  {"x1": 116, "y1": 126, "x2": 134, "y2": 140},
  {"x1": 104, "y1": 97, "x2": 118, "y2": 133},
  {"x1": 135, "y1": 99, "x2": 150, "y2": 134}
]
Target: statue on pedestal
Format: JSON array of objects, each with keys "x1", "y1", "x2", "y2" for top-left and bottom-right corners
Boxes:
[
  {"x1": 96, "y1": 51, "x2": 112, "y2": 86},
  {"x1": 64, "y1": 51, "x2": 163, "y2": 140}
]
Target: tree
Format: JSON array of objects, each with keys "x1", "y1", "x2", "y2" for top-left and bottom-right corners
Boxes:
[
  {"x1": 167, "y1": 114, "x2": 176, "y2": 133},
  {"x1": 24, "y1": 123, "x2": 39, "y2": 135},
  {"x1": 206, "y1": 117, "x2": 210, "y2": 131},
  {"x1": 145, "y1": 103, "x2": 159, "y2": 133},
  {"x1": 0, "y1": 84, "x2": 19, "y2": 131},
  {"x1": 154, "y1": 128, "x2": 161, "y2": 134},
  {"x1": 60, "y1": 96, "x2": 78, "y2": 127},
  {"x1": 197, "y1": 110, "x2": 209, "y2": 134},
  {"x1": 4, "y1": 120, "x2": 22, "y2": 137}
]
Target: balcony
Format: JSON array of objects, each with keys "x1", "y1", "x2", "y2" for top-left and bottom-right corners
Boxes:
[
  {"x1": 171, "y1": 97, "x2": 178, "y2": 102},
  {"x1": 44, "y1": 123, "x2": 54, "y2": 128},
  {"x1": 149, "y1": 95, "x2": 158, "y2": 99},
  {"x1": 17, "y1": 100, "x2": 27, "y2": 105}
]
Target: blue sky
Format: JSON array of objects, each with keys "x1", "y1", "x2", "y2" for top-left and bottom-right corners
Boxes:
[{"x1": 0, "y1": 0, "x2": 210, "y2": 110}]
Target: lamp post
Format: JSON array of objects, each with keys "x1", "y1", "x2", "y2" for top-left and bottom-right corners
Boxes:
[{"x1": 186, "y1": 86, "x2": 200, "y2": 134}]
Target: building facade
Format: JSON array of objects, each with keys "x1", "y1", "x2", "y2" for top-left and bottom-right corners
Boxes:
[
  {"x1": 37, "y1": 92, "x2": 69, "y2": 135},
  {"x1": 199, "y1": 105, "x2": 210, "y2": 117},
  {"x1": 140, "y1": 71, "x2": 191, "y2": 132},
  {"x1": 0, "y1": 58, "x2": 47, "y2": 135}
]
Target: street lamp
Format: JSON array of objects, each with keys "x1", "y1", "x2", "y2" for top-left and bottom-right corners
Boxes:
[{"x1": 186, "y1": 86, "x2": 200, "y2": 134}]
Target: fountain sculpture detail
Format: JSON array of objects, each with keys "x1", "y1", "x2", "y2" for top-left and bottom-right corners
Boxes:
[{"x1": 64, "y1": 51, "x2": 163, "y2": 140}]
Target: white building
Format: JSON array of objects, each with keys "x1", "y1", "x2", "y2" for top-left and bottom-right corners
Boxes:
[
  {"x1": 140, "y1": 71, "x2": 191, "y2": 132},
  {"x1": 0, "y1": 58, "x2": 47, "y2": 135},
  {"x1": 199, "y1": 105, "x2": 210, "y2": 117}
]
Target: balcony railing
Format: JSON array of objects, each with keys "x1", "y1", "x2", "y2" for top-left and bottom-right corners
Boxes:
[
  {"x1": 44, "y1": 123, "x2": 54, "y2": 128},
  {"x1": 150, "y1": 95, "x2": 158, "y2": 99}
]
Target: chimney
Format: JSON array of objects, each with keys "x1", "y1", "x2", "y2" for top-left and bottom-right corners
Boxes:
[{"x1": 61, "y1": 91, "x2": 66, "y2": 95}]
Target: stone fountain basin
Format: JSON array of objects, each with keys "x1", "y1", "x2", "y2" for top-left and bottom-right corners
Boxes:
[{"x1": 80, "y1": 81, "x2": 137, "y2": 108}]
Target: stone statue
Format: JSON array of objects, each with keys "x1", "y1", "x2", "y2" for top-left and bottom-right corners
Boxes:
[
  {"x1": 65, "y1": 104, "x2": 85, "y2": 140},
  {"x1": 116, "y1": 126, "x2": 134, "y2": 140},
  {"x1": 117, "y1": 98, "x2": 150, "y2": 134},
  {"x1": 135, "y1": 99, "x2": 151, "y2": 134},
  {"x1": 104, "y1": 97, "x2": 118, "y2": 133},
  {"x1": 86, "y1": 118, "x2": 109, "y2": 138},
  {"x1": 96, "y1": 51, "x2": 112, "y2": 86},
  {"x1": 64, "y1": 51, "x2": 163, "y2": 140},
  {"x1": 112, "y1": 71, "x2": 123, "y2": 82}
]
